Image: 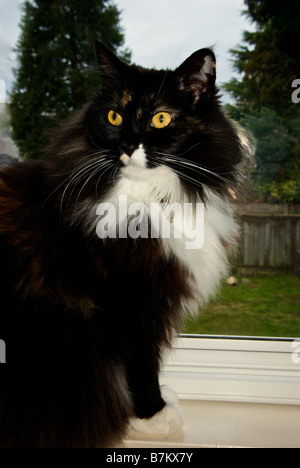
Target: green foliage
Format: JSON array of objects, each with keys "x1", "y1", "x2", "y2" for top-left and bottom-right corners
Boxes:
[
  {"x1": 10, "y1": 0, "x2": 129, "y2": 159},
  {"x1": 223, "y1": 0, "x2": 300, "y2": 203},
  {"x1": 270, "y1": 178, "x2": 300, "y2": 204}
]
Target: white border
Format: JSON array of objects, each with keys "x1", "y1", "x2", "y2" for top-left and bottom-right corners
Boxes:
[{"x1": 160, "y1": 335, "x2": 300, "y2": 405}]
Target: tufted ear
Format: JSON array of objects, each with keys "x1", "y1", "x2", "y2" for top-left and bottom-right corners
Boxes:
[
  {"x1": 175, "y1": 48, "x2": 216, "y2": 103},
  {"x1": 94, "y1": 41, "x2": 127, "y2": 85}
]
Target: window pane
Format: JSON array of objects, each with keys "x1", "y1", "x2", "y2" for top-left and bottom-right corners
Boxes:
[{"x1": 183, "y1": 272, "x2": 300, "y2": 338}]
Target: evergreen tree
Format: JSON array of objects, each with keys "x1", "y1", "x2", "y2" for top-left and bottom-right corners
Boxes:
[
  {"x1": 10, "y1": 0, "x2": 129, "y2": 159},
  {"x1": 224, "y1": 0, "x2": 300, "y2": 202},
  {"x1": 226, "y1": 0, "x2": 300, "y2": 115}
]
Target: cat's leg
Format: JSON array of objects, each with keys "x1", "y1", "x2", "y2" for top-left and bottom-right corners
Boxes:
[{"x1": 126, "y1": 351, "x2": 183, "y2": 436}]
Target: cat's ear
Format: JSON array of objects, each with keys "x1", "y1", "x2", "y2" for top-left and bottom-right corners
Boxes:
[
  {"x1": 94, "y1": 41, "x2": 126, "y2": 84},
  {"x1": 175, "y1": 49, "x2": 216, "y2": 103}
]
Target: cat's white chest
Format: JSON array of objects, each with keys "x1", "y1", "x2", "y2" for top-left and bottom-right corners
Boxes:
[{"x1": 92, "y1": 153, "x2": 238, "y2": 313}]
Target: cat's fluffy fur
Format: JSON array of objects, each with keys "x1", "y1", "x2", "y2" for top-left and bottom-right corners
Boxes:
[{"x1": 0, "y1": 42, "x2": 251, "y2": 447}]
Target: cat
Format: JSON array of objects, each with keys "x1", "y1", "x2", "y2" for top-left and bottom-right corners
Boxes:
[{"x1": 0, "y1": 41, "x2": 251, "y2": 448}]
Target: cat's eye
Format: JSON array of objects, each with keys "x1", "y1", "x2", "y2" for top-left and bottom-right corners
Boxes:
[
  {"x1": 151, "y1": 112, "x2": 172, "y2": 129},
  {"x1": 108, "y1": 110, "x2": 123, "y2": 127}
]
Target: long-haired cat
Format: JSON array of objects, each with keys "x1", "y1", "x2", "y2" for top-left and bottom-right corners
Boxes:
[{"x1": 0, "y1": 42, "x2": 250, "y2": 448}]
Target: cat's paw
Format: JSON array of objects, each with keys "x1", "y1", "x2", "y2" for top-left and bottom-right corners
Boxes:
[{"x1": 129, "y1": 386, "x2": 183, "y2": 436}]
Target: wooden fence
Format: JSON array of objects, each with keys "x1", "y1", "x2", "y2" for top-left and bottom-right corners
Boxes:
[{"x1": 232, "y1": 204, "x2": 300, "y2": 271}]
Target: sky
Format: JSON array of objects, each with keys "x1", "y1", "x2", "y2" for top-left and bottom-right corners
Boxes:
[{"x1": 0, "y1": 0, "x2": 255, "y2": 104}]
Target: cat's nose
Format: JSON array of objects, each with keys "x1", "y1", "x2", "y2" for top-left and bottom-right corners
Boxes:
[{"x1": 119, "y1": 143, "x2": 138, "y2": 157}]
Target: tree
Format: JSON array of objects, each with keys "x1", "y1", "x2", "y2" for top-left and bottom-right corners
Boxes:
[
  {"x1": 243, "y1": 107, "x2": 300, "y2": 201},
  {"x1": 226, "y1": 0, "x2": 300, "y2": 115},
  {"x1": 224, "y1": 0, "x2": 300, "y2": 202},
  {"x1": 10, "y1": 0, "x2": 129, "y2": 159}
]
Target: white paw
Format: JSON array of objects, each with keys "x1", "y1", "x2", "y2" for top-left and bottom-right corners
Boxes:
[{"x1": 129, "y1": 386, "x2": 183, "y2": 436}]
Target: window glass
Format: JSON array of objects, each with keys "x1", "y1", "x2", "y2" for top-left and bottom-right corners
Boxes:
[
  {"x1": 1, "y1": 0, "x2": 299, "y2": 341},
  {"x1": 183, "y1": 271, "x2": 300, "y2": 338},
  {"x1": 184, "y1": 202, "x2": 300, "y2": 338}
]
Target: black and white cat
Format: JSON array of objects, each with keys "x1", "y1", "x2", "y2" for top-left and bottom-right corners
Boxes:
[{"x1": 0, "y1": 42, "x2": 250, "y2": 447}]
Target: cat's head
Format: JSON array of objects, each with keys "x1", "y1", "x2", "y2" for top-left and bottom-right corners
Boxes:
[
  {"x1": 84, "y1": 42, "x2": 246, "y2": 200},
  {"x1": 49, "y1": 42, "x2": 250, "y2": 207}
]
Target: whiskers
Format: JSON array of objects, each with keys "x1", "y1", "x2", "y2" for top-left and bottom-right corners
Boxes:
[
  {"x1": 153, "y1": 151, "x2": 239, "y2": 196},
  {"x1": 44, "y1": 149, "x2": 118, "y2": 217}
]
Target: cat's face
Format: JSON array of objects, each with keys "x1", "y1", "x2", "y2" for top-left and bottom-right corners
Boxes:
[{"x1": 83, "y1": 42, "x2": 244, "y2": 200}]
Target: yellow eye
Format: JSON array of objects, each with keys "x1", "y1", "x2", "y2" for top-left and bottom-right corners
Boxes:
[
  {"x1": 108, "y1": 110, "x2": 123, "y2": 127},
  {"x1": 151, "y1": 112, "x2": 172, "y2": 129}
]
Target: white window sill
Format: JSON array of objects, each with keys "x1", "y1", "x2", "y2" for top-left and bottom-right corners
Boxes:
[
  {"x1": 161, "y1": 335, "x2": 300, "y2": 405},
  {"x1": 124, "y1": 400, "x2": 300, "y2": 448},
  {"x1": 124, "y1": 335, "x2": 300, "y2": 448}
]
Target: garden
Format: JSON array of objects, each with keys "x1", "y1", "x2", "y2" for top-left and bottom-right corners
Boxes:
[{"x1": 183, "y1": 272, "x2": 300, "y2": 338}]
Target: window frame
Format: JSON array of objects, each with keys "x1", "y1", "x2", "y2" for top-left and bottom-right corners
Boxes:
[{"x1": 160, "y1": 335, "x2": 300, "y2": 405}]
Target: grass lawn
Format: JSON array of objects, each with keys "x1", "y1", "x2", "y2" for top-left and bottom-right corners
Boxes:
[{"x1": 182, "y1": 272, "x2": 300, "y2": 338}]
